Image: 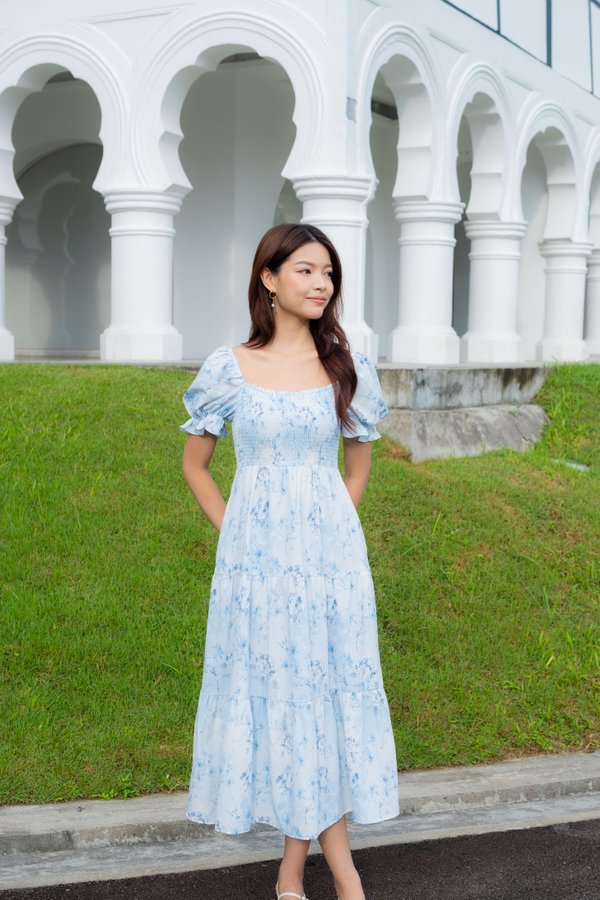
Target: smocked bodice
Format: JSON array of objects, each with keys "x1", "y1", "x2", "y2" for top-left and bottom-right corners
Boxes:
[{"x1": 232, "y1": 383, "x2": 339, "y2": 468}]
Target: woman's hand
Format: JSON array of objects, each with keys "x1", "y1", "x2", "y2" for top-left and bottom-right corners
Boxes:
[
  {"x1": 342, "y1": 437, "x2": 372, "y2": 508},
  {"x1": 182, "y1": 434, "x2": 227, "y2": 531}
]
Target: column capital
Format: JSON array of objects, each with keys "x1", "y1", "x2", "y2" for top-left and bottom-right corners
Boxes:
[
  {"x1": 392, "y1": 199, "x2": 464, "y2": 225},
  {"x1": 464, "y1": 220, "x2": 527, "y2": 241},
  {"x1": 0, "y1": 197, "x2": 19, "y2": 227},
  {"x1": 102, "y1": 190, "x2": 184, "y2": 217},
  {"x1": 586, "y1": 247, "x2": 600, "y2": 276},
  {"x1": 539, "y1": 239, "x2": 593, "y2": 259},
  {"x1": 292, "y1": 175, "x2": 375, "y2": 205},
  {"x1": 103, "y1": 191, "x2": 184, "y2": 240}
]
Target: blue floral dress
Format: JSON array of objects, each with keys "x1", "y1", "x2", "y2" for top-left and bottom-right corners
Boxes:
[{"x1": 180, "y1": 345, "x2": 399, "y2": 840}]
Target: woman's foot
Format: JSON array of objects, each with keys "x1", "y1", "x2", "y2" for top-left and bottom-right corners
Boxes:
[
  {"x1": 276, "y1": 864, "x2": 306, "y2": 899},
  {"x1": 333, "y1": 867, "x2": 365, "y2": 900}
]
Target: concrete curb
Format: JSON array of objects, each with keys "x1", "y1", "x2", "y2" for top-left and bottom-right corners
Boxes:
[
  {"x1": 1, "y1": 752, "x2": 599, "y2": 890},
  {"x1": 1, "y1": 751, "x2": 598, "y2": 858}
]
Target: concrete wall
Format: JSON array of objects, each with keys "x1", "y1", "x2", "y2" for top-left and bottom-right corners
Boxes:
[{"x1": 0, "y1": 0, "x2": 599, "y2": 364}]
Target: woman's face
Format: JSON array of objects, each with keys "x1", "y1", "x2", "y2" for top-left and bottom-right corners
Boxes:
[{"x1": 262, "y1": 241, "x2": 335, "y2": 322}]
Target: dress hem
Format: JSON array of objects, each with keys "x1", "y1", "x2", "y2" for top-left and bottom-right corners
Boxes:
[{"x1": 185, "y1": 805, "x2": 401, "y2": 842}]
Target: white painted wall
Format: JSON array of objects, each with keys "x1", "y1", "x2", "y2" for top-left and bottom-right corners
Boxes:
[
  {"x1": 591, "y1": 4, "x2": 600, "y2": 95},
  {"x1": 450, "y1": 0, "x2": 498, "y2": 29},
  {"x1": 174, "y1": 70, "x2": 237, "y2": 361},
  {"x1": 500, "y1": 0, "x2": 547, "y2": 63},
  {"x1": 173, "y1": 60, "x2": 295, "y2": 360},
  {"x1": 552, "y1": 0, "x2": 592, "y2": 91},
  {"x1": 232, "y1": 64, "x2": 295, "y2": 345}
]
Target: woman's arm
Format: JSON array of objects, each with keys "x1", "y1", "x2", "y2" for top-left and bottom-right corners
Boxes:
[
  {"x1": 182, "y1": 434, "x2": 227, "y2": 532},
  {"x1": 342, "y1": 437, "x2": 372, "y2": 508}
]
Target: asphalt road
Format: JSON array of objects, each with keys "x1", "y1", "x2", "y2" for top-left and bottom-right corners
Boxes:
[{"x1": 4, "y1": 819, "x2": 599, "y2": 900}]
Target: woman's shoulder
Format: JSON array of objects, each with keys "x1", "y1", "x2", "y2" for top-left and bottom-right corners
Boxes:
[
  {"x1": 350, "y1": 349, "x2": 378, "y2": 377},
  {"x1": 186, "y1": 345, "x2": 243, "y2": 392},
  {"x1": 348, "y1": 350, "x2": 386, "y2": 407},
  {"x1": 204, "y1": 344, "x2": 234, "y2": 364},
  {"x1": 198, "y1": 345, "x2": 241, "y2": 377}
]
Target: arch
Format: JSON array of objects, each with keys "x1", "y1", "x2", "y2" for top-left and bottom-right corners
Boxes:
[
  {"x1": 588, "y1": 178, "x2": 600, "y2": 252},
  {"x1": 582, "y1": 127, "x2": 600, "y2": 245},
  {"x1": 6, "y1": 143, "x2": 110, "y2": 354},
  {"x1": 172, "y1": 55, "x2": 297, "y2": 358},
  {"x1": 514, "y1": 98, "x2": 582, "y2": 239},
  {"x1": 354, "y1": 23, "x2": 442, "y2": 198},
  {"x1": 445, "y1": 60, "x2": 512, "y2": 219},
  {"x1": 0, "y1": 33, "x2": 128, "y2": 198},
  {"x1": 131, "y1": 7, "x2": 325, "y2": 194}
]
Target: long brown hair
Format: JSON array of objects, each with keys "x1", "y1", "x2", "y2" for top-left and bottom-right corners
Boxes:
[{"x1": 246, "y1": 223, "x2": 357, "y2": 430}]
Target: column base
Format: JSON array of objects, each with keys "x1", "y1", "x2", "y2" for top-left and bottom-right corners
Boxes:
[
  {"x1": 343, "y1": 319, "x2": 379, "y2": 361},
  {"x1": 100, "y1": 325, "x2": 183, "y2": 362},
  {"x1": 536, "y1": 338, "x2": 589, "y2": 363},
  {"x1": 585, "y1": 338, "x2": 600, "y2": 356},
  {"x1": 390, "y1": 326, "x2": 459, "y2": 365},
  {"x1": 460, "y1": 331, "x2": 522, "y2": 364},
  {"x1": 0, "y1": 328, "x2": 15, "y2": 360}
]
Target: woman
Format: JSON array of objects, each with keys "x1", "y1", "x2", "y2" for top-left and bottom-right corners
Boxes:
[{"x1": 180, "y1": 224, "x2": 399, "y2": 900}]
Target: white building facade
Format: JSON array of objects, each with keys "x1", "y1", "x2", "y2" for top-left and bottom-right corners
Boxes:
[{"x1": 1, "y1": 0, "x2": 600, "y2": 365}]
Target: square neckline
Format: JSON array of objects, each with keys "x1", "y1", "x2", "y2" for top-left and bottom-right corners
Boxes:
[{"x1": 226, "y1": 346, "x2": 334, "y2": 396}]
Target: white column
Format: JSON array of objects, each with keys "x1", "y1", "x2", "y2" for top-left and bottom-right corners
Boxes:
[
  {"x1": 391, "y1": 200, "x2": 463, "y2": 364},
  {"x1": 537, "y1": 240, "x2": 592, "y2": 362},
  {"x1": 100, "y1": 191, "x2": 183, "y2": 362},
  {"x1": 584, "y1": 248, "x2": 600, "y2": 356},
  {"x1": 460, "y1": 220, "x2": 527, "y2": 363},
  {"x1": 0, "y1": 199, "x2": 17, "y2": 360},
  {"x1": 292, "y1": 175, "x2": 378, "y2": 361}
]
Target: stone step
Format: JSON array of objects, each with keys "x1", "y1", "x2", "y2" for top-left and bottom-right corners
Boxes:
[{"x1": 1, "y1": 751, "x2": 598, "y2": 858}]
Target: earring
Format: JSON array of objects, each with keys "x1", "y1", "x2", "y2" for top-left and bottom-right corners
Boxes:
[{"x1": 269, "y1": 291, "x2": 276, "y2": 309}]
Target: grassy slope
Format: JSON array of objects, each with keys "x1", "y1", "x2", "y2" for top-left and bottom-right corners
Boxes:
[{"x1": 0, "y1": 362, "x2": 598, "y2": 804}]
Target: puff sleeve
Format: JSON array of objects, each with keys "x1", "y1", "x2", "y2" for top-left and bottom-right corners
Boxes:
[
  {"x1": 179, "y1": 346, "x2": 243, "y2": 438},
  {"x1": 341, "y1": 351, "x2": 389, "y2": 442}
]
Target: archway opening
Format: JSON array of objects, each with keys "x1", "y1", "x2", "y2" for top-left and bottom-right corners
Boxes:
[
  {"x1": 451, "y1": 91, "x2": 506, "y2": 354},
  {"x1": 518, "y1": 141, "x2": 548, "y2": 361},
  {"x1": 366, "y1": 70, "x2": 399, "y2": 360},
  {"x1": 6, "y1": 71, "x2": 108, "y2": 357},
  {"x1": 585, "y1": 162, "x2": 600, "y2": 356},
  {"x1": 452, "y1": 116, "x2": 472, "y2": 339},
  {"x1": 365, "y1": 55, "x2": 432, "y2": 361},
  {"x1": 518, "y1": 127, "x2": 575, "y2": 361},
  {"x1": 173, "y1": 51, "x2": 297, "y2": 359}
]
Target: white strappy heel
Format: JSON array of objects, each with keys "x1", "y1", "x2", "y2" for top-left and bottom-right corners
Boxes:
[{"x1": 275, "y1": 881, "x2": 308, "y2": 900}]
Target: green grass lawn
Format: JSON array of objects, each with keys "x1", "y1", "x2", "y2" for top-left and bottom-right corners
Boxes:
[{"x1": 0, "y1": 361, "x2": 598, "y2": 805}]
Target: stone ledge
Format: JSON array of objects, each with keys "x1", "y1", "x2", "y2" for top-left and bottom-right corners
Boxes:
[
  {"x1": 377, "y1": 365, "x2": 550, "y2": 410},
  {"x1": 381, "y1": 403, "x2": 549, "y2": 462}
]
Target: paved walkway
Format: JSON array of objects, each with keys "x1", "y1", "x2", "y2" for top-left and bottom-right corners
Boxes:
[
  {"x1": 1, "y1": 751, "x2": 599, "y2": 892},
  {"x1": 5, "y1": 819, "x2": 600, "y2": 900}
]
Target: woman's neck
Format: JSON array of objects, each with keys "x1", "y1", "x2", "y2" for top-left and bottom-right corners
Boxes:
[{"x1": 267, "y1": 315, "x2": 316, "y2": 356}]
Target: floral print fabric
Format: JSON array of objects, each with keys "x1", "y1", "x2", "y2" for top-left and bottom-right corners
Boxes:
[{"x1": 180, "y1": 346, "x2": 399, "y2": 839}]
